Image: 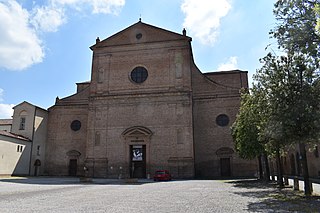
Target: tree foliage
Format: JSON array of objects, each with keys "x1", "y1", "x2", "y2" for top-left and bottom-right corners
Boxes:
[
  {"x1": 315, "y1": 3, "x2": 320, "y2": 33},
  {"x1": 266, "y1": 0, "x2": 320, "y2": 194},
  {"x1": 232, "y1": 0, "x2": 320, "y2": 192},
  {"x1": 270, "y1": 0, "x2": 320, "y2": 149},
  {"x1": 254, "y1": 53, "x2": 320, "y2": 147},
  {"x1": 231, "y1": 89, "x2": 265, "y2": 160},
  {"x1": 270, "y1": 0, "x2": 320, "y2": 68}
]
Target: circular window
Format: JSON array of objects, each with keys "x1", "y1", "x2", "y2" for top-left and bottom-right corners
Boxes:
[
  {"x1": 70, "y1": 120, "x2": 81, "y2": 131},
  {"x1": 136, "y1": 33, "x2": 142, "y2": 39},
  {"x1": 216, "y1": 114, "x2": 229, "y2": 127},
  {"x1": 130, "y1": 66, "x2": 148, "y2": 83}
]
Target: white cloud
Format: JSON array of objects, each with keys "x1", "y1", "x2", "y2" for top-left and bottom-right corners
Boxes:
[
  {"x1": 217, "y1": 56, "x2": 238, "y2": 71},
  {"x1": 181, "y1": 0, "x2": 231, "y2": 45},
  {"x1": 0, "y1": 0, "x2": 125, "y2": 71},
  {"x1": 0, "y1": 88, "x2": 14, "y2": 119},
  {"x1": 91, "y1": 0, "x2": 125, "y2": 14},
  {"x1": 51, "y1": 0, "x2": 125, "y2": 14},
  {"x1": 0, "y1": 104, "x2": 14, "y2": 119},
  {"x1": 30, "y1": 6, "x2": 66, "y2": 32},
  {"x1": 0, "y1": 0, "x2": 44, "y2": 70},
  {"x1": 30, "y1": 0, "x2": 125, "y2": 33}
]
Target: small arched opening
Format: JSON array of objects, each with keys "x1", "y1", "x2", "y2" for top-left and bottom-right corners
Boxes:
[{"x1": 33, "y1": 159, "x2": 41, "y2": 176}]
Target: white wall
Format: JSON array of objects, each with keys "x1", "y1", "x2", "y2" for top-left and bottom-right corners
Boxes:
[{"x1": 0, "y1": 135, "x2": 31, "y2": 175}]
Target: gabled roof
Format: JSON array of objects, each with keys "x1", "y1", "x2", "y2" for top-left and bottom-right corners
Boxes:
[
  {"x1": 91, "y1": 21, "x2": 191, "y2": 50},
  {"x1": 13, "y1": 101, "x2": 47, "y2": 112}
]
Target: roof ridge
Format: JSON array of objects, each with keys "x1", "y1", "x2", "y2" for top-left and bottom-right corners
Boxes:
[{"x1": 0, "y1": 130, "x2": 31, "y2": 141}]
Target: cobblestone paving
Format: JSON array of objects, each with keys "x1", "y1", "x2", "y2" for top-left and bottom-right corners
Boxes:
[{"x1": 0, "y1": 177, "x2": 319, "y2": 212}]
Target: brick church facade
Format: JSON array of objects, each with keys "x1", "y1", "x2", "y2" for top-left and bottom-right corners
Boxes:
[{"x1": 44, "y1": 21, "x2": 257, "y2": 179}]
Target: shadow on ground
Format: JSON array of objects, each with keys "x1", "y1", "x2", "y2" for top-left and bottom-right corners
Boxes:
[{"x1": 227, "y1": 179, "x2": 320, "y2": 212}]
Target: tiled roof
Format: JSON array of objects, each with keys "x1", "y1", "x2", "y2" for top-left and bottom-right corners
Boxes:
[
  {"x1": 0, "y1": 119, "x2": 12, "y2": 125},
  {"x1": 0, "y1": 130, "x2": 31, "y2": 141}
]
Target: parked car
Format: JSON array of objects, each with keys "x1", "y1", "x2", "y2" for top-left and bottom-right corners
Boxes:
[{"x1": 154, "y1": 170, "x2": 172, "y2": 181}]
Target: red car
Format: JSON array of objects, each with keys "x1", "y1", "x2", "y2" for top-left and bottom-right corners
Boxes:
[{"x1": 153, "y1": 170, "x2": 172, "y2": 181}]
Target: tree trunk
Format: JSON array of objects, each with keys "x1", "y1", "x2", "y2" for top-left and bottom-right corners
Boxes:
[
  {"x1": 258, "y1": 155, "x2": 263, "y2": 180},
  {"x1": 263, "y1": 153, "x2": 270, "y2": 182},
  {"x1": 299, "y1": 142, "x2": 311, "y2": 196},
  {"x1": 276, "y1": 146, "x2": 284, "y2": 187}
]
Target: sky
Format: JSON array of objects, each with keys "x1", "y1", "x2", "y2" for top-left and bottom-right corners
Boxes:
[{"x1": 0, "y1": 0, "x2": 277, "y2": 119}]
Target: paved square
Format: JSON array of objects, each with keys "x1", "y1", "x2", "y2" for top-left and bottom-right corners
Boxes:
[{"x1": 0, "y1": 177, "x2": 319, "y2": 212}]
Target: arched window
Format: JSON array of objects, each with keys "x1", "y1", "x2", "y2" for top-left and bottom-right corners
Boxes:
[{"x1": 19, "y1": 110, "x2": 28, "y2": 130}]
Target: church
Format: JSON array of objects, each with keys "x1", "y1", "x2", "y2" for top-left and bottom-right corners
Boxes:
[
  {"x1": 44, "y1": 21, "x2": 257, "y2": 179},
  {"x1": 1, "y1": 21, "x2": 258, "y2": 179}
]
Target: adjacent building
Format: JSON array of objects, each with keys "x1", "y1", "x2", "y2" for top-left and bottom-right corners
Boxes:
[
  {"x1": 0, "y1": 119, "x2": 12, "y2": 132},
  {"x1": 0, "y1": 102, "x2": 47, "y2": 176},
  {"x1": 269, "y1": 145, "x2": 320, "y2": 178}
]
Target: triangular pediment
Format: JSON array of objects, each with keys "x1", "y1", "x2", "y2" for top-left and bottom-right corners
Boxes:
[
  {"x1": 66, "y1": 150, "x2": 81, "y2": 157},
  {"x1": 130, "y1": 130, "x2": 145, "y2": 136},
  {"x1": 91, "y1": 21, "x2": 191, "y2": 50},
  {"x1": 216, "y1": 147, "x2": 234, "y2": 156},
  {"x1": 122, "y1": 126, "x2": 153, "y2": 138},
  {"x1": 13, "y1": 101, "x2": 33, "y2": 109}
]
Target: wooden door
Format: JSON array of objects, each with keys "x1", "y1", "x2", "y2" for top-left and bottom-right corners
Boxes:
[
  {"x1": 130, "y1": 145, "x2": 146, "y2": 178},
  {"x1": 220, "y1": 158, "x2": 231, "y2": 177},
  {"x1": 69, "y1": 159, "x2": 77, "y2": 176}
]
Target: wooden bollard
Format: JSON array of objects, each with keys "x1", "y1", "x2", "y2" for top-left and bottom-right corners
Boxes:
[
  {"x1": 284, "y1": 176, "x2": 289, "y2": 185},
  {"x1": 293, "y1": 176, "x2": 299, "y2": 190}
]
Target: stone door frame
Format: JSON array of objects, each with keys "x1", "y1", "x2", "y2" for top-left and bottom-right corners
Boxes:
[
  {"x1": 122, "y1": 126, "x2": 152, "y2": 178},
  {"x1": 216, "y1": 147, "x2": 234, "y2": 177}
]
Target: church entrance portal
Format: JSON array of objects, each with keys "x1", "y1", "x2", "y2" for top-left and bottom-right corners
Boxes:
[
  {"x1": 130, "y1": 145, "x2": 146, "y2": 178},
  {"x1": 216, "y1": 147, "x2": 234, "y2": 177}
]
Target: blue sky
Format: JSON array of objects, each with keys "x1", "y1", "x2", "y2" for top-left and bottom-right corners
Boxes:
[{"x1": 0, "y1": 0, "x2": 276, "y2": 118}]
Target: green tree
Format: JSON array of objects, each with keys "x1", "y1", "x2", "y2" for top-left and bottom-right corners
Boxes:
[
  {"x1": 231, "y1": 87, "x2": 270, "y2": 181},
  {"x1": 232, "y1": 91, "x2": 263, "y2": 159},
  {"x1": 270, "y1": 0, "x2": 320, "y2": 195},
  {"x1": 255, "y1": 52, "x2": 320, "y2": 194},
  {"x1": 315, "y1": 3, "x2": 320, "y2": 34},
  {"x1": 271, "y1": 0, "x2": 320, "y2": 67},
  {"x1": 254, "y1": 53, "x2": 293, "y2": 187}
]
